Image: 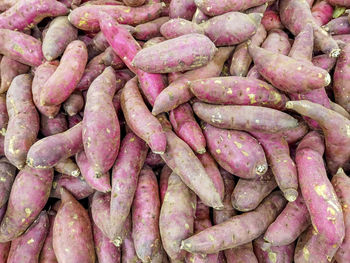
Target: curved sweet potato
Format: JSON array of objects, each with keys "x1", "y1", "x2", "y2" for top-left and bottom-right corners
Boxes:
[
  {"x1": 40, "y1": 113, "x2": 68, "y2": 137},
  {"x1": 0, "y1": 56, "x2": 29, "y2": 94},
  {"x1": 0, "y1": 158, "x2": 16, "y2": 208}
]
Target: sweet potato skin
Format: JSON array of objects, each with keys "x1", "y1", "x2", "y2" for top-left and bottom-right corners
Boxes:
[
  {"x1": 0, "y1": 56, "x2": 29, "y2": 94},
  {"x1": 169, "y1": 0, "x2": 196, "y2": 20},
  {"x1": 39, "y1": 209, "x2": 58, "y2": 263},
  {"x1": 261, "y1": 10, "x2": 284, "y2": 31},
  {"x1": 40, "y1": 113, "x2": 68, "y2": 137},
  {"x1": 134, "y1": 17, "x2": 170, "y2": 40},
  {"x1": 123, "y1": 0, "x2": 145, "y2": 6},
  {"x1": 324, "y1": 16, "x2": 350, "y2": 35},
  {"x1": 63, "y1": 91, "x2": 84, "y2": 117},
  {"x1": 224, "y1": 242, "x2": 258, "y2": 263},
  {"x1": 334, "y1": 43, "x2": 350, "y2": 113},
  {"x1": 91, "y1": 191, "x2": 112, "y2": 241},
  {"x1": 160, "y1": 18, "x2": 204, "y2": 39},
  {"x1": 311, "y1": 0, "x2": 333, "y2": 26},
  {"x1": 159, "y1": 165, "x2": 171, "y2": 204},
  {"x1": 121, "y1": 214, "x2": 141, "y2": 263},
  {"x1": 54, "y1": 158, "x2": 80, "y2": 177},
  {"x1": 0, "y1": 158, "x2": 16, "y2": 209}
]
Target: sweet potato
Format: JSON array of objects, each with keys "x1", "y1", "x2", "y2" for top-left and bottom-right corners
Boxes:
[
  {"x1": 203, "y1": 123, "x2": 268, "y2": 179},
  {"x1": 5, "y1": 74, "x2": 39, "y2": 169},
  {"x1": 0, "y1": 240, "x2": 10, "y2": 263},
  {"x1": 63, "y1": 91, "x2": 84, "y2": 117},
  {"x1": 101, "y1": 47, "x2": 125, "y2": 69},
  {"x1": 42, "y1": 16, "x2": 78, "y2": 61},
  {"x1": 144, "y1": 151, "x2": 165, "y2": 167},
  {"x1": 0, "y1": 0, "x2": 68, "y2": 31},
  {"x1": 40, "y1": 113, "x2": 68, "y2": 137},
  {"x1": 91, "y1": 191, "x2": 112, "y2": 241},
  {"x1": 151, "y1": 46, "x2": 234, "y2": 115},
  {"x1": 169, "y1": 0, "x2": 196, "y2": 20},
  {"x1": 27, "y1": 122, "x2": 83, "y2": 169},
  {"x1": 261, "y1": 10, "x2": 284, "y2": 31},
  {"x1": 68, "y1": 114, "x2": 82, "y2": 129},
  {"x1": 54, "y1": 158, "x2": 80, "y2": 177},
  {"x1": 190, "y1": 76, "x2": 288, "y2": 110},
  {"x1": 0, "y1": 167, "x2": 53, "y2": 242},
  {"x1": 0, "y1": 158, "x2": 17, "y2": 208},
  {"x1": 143, "y1": 36, "x2": 166, "y2": 48},
  {"x1": 7, "y1": 211, "x2": 49, "y2": 263},
  {"x1": 0, "y1": 56, "x2": 29, "y2": 94},
  {"x1": 40, "y1": 40, "x2": 88, "y2": 106},
  {"x1": 159, "y1": 165, "x2": 171, "y2": 204},
  {"x1": 311, "y1": 0, "x2": 333, "y2": 26},
  {"x1": 326, "y1": 0, "x2": 350, "y2": 7},
  {"x1": 181, "y1": 191, "x2": 287, "y2": 254},
  {"x1": 286, "y1": 100, "x2": 350, "y2": 173},
  {"x1": 132, "y1": 33, "x2": 217, "y2": 73},
  {"x1": 192, "y1": 8, "x2": 208, "y2": 24},
  {"x1": 132, "y1": 166, "x2": 162, "y2": 262},
  {"x1": 53, "y1": 188, "x2": 95, "y2": 263},
  {"x1": 324, "y1": 16, "x2": 350, "y2": 35},
  {"x1": 0, "y1": 0, "x2": 15, "y2": 11},
  {"x1": 121, "y1": 215, "x2": 141, "y2": 263},
  {"x1": 194, "y1": 102, "x2": 299, "y2": 133},
  {"x1": 123, "y1": 0, "x2": 145, "y2": 6},
  {"x1": 224, "y1": 242, "x2": 258, "y2": 263},
  {"x1": 0, "y1": 94, "x2": 7, "y2": 135},
  {"x1": 134, "y1": 17, "x2": 170, "y2": 40},
  {"x1": 158, "y1": 114, "x2": 224, "y2": 209},
  {"x1": 289, "y1": 23, "x2": 314, "y2": 62},
  {"x1": 160, "y1": 18, "x2": 204, "y2": 39},
  {"x1": 330, "y1": 101, "x2": 350, "y2": 119},
  {"x1": 334, "y1": 43, "x2": 350, "y2": 113},
  {"x1": 39, "y1": 210, "x2": 58, "y2": 263}
]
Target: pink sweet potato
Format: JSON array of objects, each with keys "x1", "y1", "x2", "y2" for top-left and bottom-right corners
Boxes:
[
  {"x1": 261, "y1": 28, "x2": 291, "y2": 55},
  {"x1": 203, "y1": 123, "x2": 268, "y2": 179},
  {"x1": 133, "y1": 17, "x2": 170, "y2": 40},
  {"x1": 288, "y1": 23, "x2": 314, "y2": 62},
  {"x1": 326, "y1": 0, "x2": 350, "y2": 7},
  {"x1": 0, "y1": 167, "x2": 53, "y2": 242},
  {"x1": 192, "y1": 8, "x2": 208, "y2": 24},
  {"x1": 159, "y1": 172, "x2": 196, "y2": 261},
  {"x1": 123, "y1": 0, "x2": 145, "y2": 6},
  {"x1": 0, "y1": 56, "x2": 29, "y2": 94},
  {"x1": 7, "y1": 211, "x2": 49, "y2": 263},
  {"x1": 110, "y1": 132, "x2": 148, "y2": 243},
  {"x1": 334, "y1": 43, "x2": 350, "y2": 113},
  {"x1": 53, "y1": 188, "x2": 95, "y2": 263},
  {"x1": 143, "y1": 36, "x2": 166, "y2": 48},
  {"x1": 5, "y1": 74, "x2": 39, "y2": 169},
  {"x1": 0, "y1": 0, "x2": 68, "y2": 31},
  {"x1": 91, "y1": 191, "x2": 112, "y2": 240},
  {"x1": 54, "y1": 158, "x2": 80, "y2": 177},
  {"x1": 169, "y1": 0, "x2": 196, "y2": 20},
  {"x1": 159, "y1": 165, "x2": 172, "y2": 204},
  {"x1": 261, "y1": 10, "x2": 284, "y2": 31},
  {"x1": 160, "y1": 18, "x2": 204, "y2": 39},
  {"x1": 0, "y1": 158, "x2": 16, "y2": 209},
  {"x1": 0, "y1": 0, "x2": 16, "y2": 11},
  {"x1": 0, "y1": 239, "x2": 10, "y2": 263},
  {"x1": 39, "y1": 210, "x2": 57, "y2": 263},
  {"x1": 324, "y1": 16, "x2": 350, "y2": 35},
  {"x1": 63, "y1": 91, "x2": 84, "y2": 117},
  {"x1": 42, "y1": 16, "x2": 78, "y2": 61},
  {"x1": 121, "y1": 215, "x2": 141, "y2": 263},
  {"x1": 101, "y1": 47, "x2": 125, "y2": 69},
  {"x1": 40, "y1": 40, "x2": 88, "y2": 106},
  {"x1": 144, "y1": 150, "x2": 165, "y2": 167},
  {"x1": 181, "y1": 191, "x2": 287, "y2": 254},
  {"x1": 40, "y1": 113, "x2": 68, "y2": 137},
  {"x1": 132, "y1": 166, "x2": 162, "y2": 262},
  {"x1": 312, "y1": 0, "x2": 333, "y2": 26}
]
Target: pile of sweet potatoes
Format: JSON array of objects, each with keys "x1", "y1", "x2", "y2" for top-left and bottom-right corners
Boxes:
[{"x1": 1, "y1": 0, "x2": 350, "y2": 262}]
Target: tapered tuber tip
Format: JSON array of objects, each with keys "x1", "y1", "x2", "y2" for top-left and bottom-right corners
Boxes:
[
  {"x1": 283, "y1": 188, "x2": 298, "y2": 202},
  {"x1": 336, "y1": 167, "x2": 345, "y2": 174},
  {"x1": 180, "y1": 240, "x2": 192, "y2": 251},
  {"x1": 285, "y1": 101, "x2": 294, "y2": 109},
  {"x1": 71, "y1": 169, "x2": 80, "y2": 177},
  {"x1": 325, "y1": 73, "x2": 331, "y2": 86},
  {"x1": 330, "y1": 48, "x2": 341, "y2": 58}
]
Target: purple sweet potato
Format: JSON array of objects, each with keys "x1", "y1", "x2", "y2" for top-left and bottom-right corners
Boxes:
[
  {"x1": 27, "y1": 122, "x2": 83, "y2": 169},
  {"x1": 101, "y1": 47, "x2": 125, "y2": 69},
  {"x1": 91, "y1": 191, "x2": 112, "y2": 241},
  {"x1": 39, "y1": 210, "x2": 58, "y2": 263},
  {"x1": 311, "y1": 0, "x2": 333, "y2": 26},
  {"x1": 0, "y1": 239, "x2": 10, "y2": 263},
  {"x1": 288, "y1": 23, "x2": 314, "y2": 62},
  {"x1": 160, "y1": 18, "x2": 204, "y2": 39},
  {"x1": 63, "y1": 91, "x2": 84, "y2": 117},
  {"x1": 53, "y1": 188, "x2": 95, "y2": 263},
  {"x1": 0, "y1": 158, "x2": 16, "y2": 209},
  {"x1": 169, "y1": 0, "x2": 196, "y2": 20},
  {"x1": 203, "y1": 123, "x2": 268, "y2": 179},
  {"x1": 92, "y1": 31, "x2": 109, "y2": 52},
  {"x1": 159, "y1": 165, "x2": 172, "y2": 204},
  {"x1": 324, "y1": 16, "x2": 350, "y2": 35},
  {"x1": 132, "y1": 33, "x2": 217, "y2": 73},
  {"x1": 0, "y1": 56, "x2": 29, "y2": 94},
  {"x1": 54, "y1": 158, "x2": 80, "y2": 177},
  {"x1": 42, "y1": 16, "x2": 78, "y2": 61},
  {"x1": 261, "y1": 10, "x2": 284, "y2": 31},
  {"x1": 133, "y1": 17, "x2": 170, "y2": 40},
  {"x1": 40, "y1": 40, "x2": 88, "y2": 106},
  {"x1": 0, "y1": 167, "x2": 53, "y2": 242},
  {"x1": 7, "y1": 211, "x2": 49, "y2": 263},
  {"x1": 110, "y1": 132, "x2": 148, "y2": 243},
  {"x1": 334, "y1": 43, "x2": 350, "y2": 113},
  {"x1": 0, "y1": 0, "x2": 68, "y2": 31},
  {"x1": 5, "y1": 74, "x2": 39, "y2": 169},
  {"x1": 132, "y1": 167, "x2": 162, "y2": 262},
  {"x1": 312, "y1": 54, "x2": 336, "y2": 71},
  {"x1": 122, "y1": 215, "x2": 141, "y2": 263},
  {"x1": 190, "y1": 76, "x2": 288, "y2": 110},
  {"x1": 40, "y1": 113, "x2": 68, "y2": 137},
  {"x1": 286, "y1": 100, "x2": 350, "y2": 173},
  {"x1": 194, "y1": 102, "x2": 299, "y2": 133},
  {"x1": 121, "y1": 77, "x2": 166, "y2": 154},
  {"x1": 181, "y1": 191, "x2": 287, "y2": 254},
  {"x1": 192, "y1": 8, "x2": 208, "y2": 24},
  {"x1": 144, "y1": 150, "x2": 165, "y2": 167}
]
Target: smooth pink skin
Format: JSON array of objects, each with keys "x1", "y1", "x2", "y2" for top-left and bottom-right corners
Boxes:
[
  {"x1": 169, "y1": 103, "x2": 206, "y2": 154},
  {"x1": 132, "y1": 167, "x2": 162, "y2": 263},
  {"x1": 261, "y1": 10, "x2": 284, "y2": 31},
  {"x1": 110, "y1": 132, "x2": 148, "y2": 242},
  {"x1": 312, "y1": 54, "x2": 336, "y2": 72},
  {"x1": 152, "y1": 46, "x2": 234, "y2": 115},
  {"x1": 160, "y1": 18, "x2": 204, "y2": 39},
  {"x1": 332, "y1": 169, "x2": 350, "y2": 263},
  {"x1": 121, "y1": 78, "x2": 166, "y2": 154},
  {"x1": 133, "y1": 17, "x2": 170, "y2": 40},
  {"x1": 296, "y1": 132, "x2": 345, "y2": 257},
  {"x1": 203, "y1": 123, "x2": 268, "y2": 179},
  {"x1": 334, "y1": 43, "x2": 350, "y2": 113},
  {"x1": 159, "y1": 165, "x2": 172, "y2": 204},
  {"x1": 312, "y1": 1, "x2": 333, "y2": 26},
  {"x1": 40, "y1": 113, "x2": 68, "y2": 137},
  {"x1": 333, "y1": 33, "x2": 350, "y2": 43},
  {"x1": 91, "y1": 191, "x2": 112, "y2": 240},
  {"x1": 53, "y1": 188, "x2": 95, "y2": 263},
  {"x1": 68, "y1": 3, "x2": 163, "y2": 31},
  {"x1": 0, "y1": 56, "x2": 29, "y2": 94},
  {"x1": 63, "y1": 91, "x2": 84, "y2": 117},
  {"x1": 132, "y1": 33, "x2": 217, "y2": 73},
  {"x1": 75, "y1": 151, "x2": 111, "y2": 193},
  {"x1": 190, "y1": 76, "x2": 288, "y2": 110},
  {"x1": 41, "y1": 40, "x2": 88, "y2": 106},
  {"x1": 0, "y1": 0, "x2": 68, "y2": 31},
  {"x1": 144, "y1": 150, "x2": 165, "y2": 167},
  {"x1": 39, "y1": 210, "x2": 58, "y2": 263},
  {"x1": 264, "y1": 193, "x2": 310, "y2": 246},
  {"x1": 169, "y1": 0, "x2": 196, "y2": 20},
  {"x1": 181, "y1": 192, "x2": 287, "y2": 254},
  {"x1": 201, "y1": 12, "x2": 262, "y2": 46},
  {"x1": 192, "y1": 8, "x2": 209, "y2": 24},
  {"x1": 0, "y1": 159, "x2": 16, "y2": 209},
  {"x1": 121, "y1": 215, "x2": 141, "y2": 263},
  {"x1": 279, "y1": 0, "x2": 340, "y2": 58},
  {"x1": 0, "y1": 167, "x2": 53, "y2": 242},
  {"x1": 5, "y1": 74, "x2": 39, "y2": 170}
]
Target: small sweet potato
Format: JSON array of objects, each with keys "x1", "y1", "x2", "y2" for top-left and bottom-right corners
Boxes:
[
  {"x1": 160, "y1": 18, "x2": 204, "y2": 39},
  {"x1": 133, "y1": 17, "x2": 170, "y2": 40},
  {"x1": 54, "y1": 158, "x2": 80, "y2": 177},
  {"x1": 0, "y1": 56, "x2": 29, "y2": 94},
  {"x1": 324, "y1": 16, "x2": 350, "y2": 35},
  {"x1": 39, "y1": 209, "x2": 58, "y2": 263},
  {"x1": 92, "y1": 31, "x2": 109, "y2": 52},
  {"x1": 169, "y1": 0, "x2": 196, "y2": 20},
  {"x1": 159, "y1": 165, "x2": 172, "y2": 204},
  {"x1": 40, "y1": 113, "x2": 68, "y2": 137},
  {"x1": 121, "y1": 215, "x2": 141, "y2": 263},
  {"x1": 63, "y1": 91, "x2": 84, "y2": 117},
  {"x1": 0, "y1": 158, "x2": 17, "y2": 209}
]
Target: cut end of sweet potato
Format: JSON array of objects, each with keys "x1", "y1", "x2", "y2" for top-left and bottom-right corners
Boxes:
[{"x1": 283, "y1": 188, "x2": 298, "y2": 202}]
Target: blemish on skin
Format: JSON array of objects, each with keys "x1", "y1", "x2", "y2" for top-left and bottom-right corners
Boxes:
[
  {"x1": 65, "y1": 248, "x2": 70, "y2": 252},
  {"x1": 234, "y1": 141, "x2": 242, "y2": 149},
  {"x1": 303, "y1": 247, "x2": 310, "y2": 261},
  {"x1": 27, "y1": 238, "x2": 34, "y2": 244},
  {"x1": 268, "y1": 251, "x2": 277, "y2": 263},
  {"x1": 129, "y1": 137, "x2": 135, "y2": 142},
  {"x1": 248, "y1": 94, "x2": 256, "y2": 104},
  {"x1": 297, "y1": 66, "x2": 302, "y2": 71},
  {"x1": 318, "y1": 73, "x2": 323, "y2": 78},
  {"x1": 307, "y1": 156, "x2": 312, "y2": 160},
  {"x1": 12, "y1": 44, "x2": 24, "y2": 55},
  {"x1": 327, "y1": 207, "x2": 336, "y2": 216},
  {"x1": 185, "y1": 223, "x2": 189, "y2": 229},
  {"x1": 0, "y1": 177, "x2": 6, "y2": 182},
  {"x1": 73, "y1": 214, "x2": 78, "y2": 220},
  {"x1": 208, "y1": 235, "x2": 215, "y2": 242},
  {"x1": 227, "y1": 88, "x2": 232, "y2": 94},
  {"x1": 25, "y1": 208, "x2": 32, "y2": 217},
  {"x1": 216, "y1": 149, "x2": 221, "y2": 154},
  {"x1": 241, "y1": 150, "x2": 249, "y2": 157},
  {"x1": 106, "y1": 128, "x2": 110, "y2": 134},
  {"x1": 214, "y1": 80, "x2": 222, "y2": 84}
]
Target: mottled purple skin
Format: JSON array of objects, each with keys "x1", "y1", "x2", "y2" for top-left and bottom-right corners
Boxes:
[
  {"x1": 133, "y1": 17, "x2": 170, "y2": 40},
  {"x1": 39, "y1": 210, "x2": 58, "y2": 263},
  {"x1": 144, "y1": 150, "x2": 165, "y2": 167},
  {"x1": 68, "y1": 3, "x2": 163, "y2": 31},
  {"x1": 0, "y1": 167, "x2": 53, "y2": 242},
  {"x1": 122, "y1": 215, "x2": 141, "y2": 263},
  {"x1": 75, "y1": 150, "x2": 111, "y2": 193},
  {"x1": 192, "y1": 8, "x2": 208, "y2": 24},
  {"x1": 262, "y1": 10, "x2": 284, "y2": 31},
  {"x1": 43, "y1": 16, "x2": 78, "y2": 61},
  {"x1": 152, "y1": 46, "x2": 234, "y2": 115},
  {"x1": 253, "y1": 236, "x2": 295, "y2": 263},
  {"x1": 159, "y1": 165, "x2": 171, "y2": 204},
  {"x1": 0, "y1": 56, "x2": 29, "y2": 94},
  {"x1": 324, "y1": 16, "x2": 350, "y2": 35},
  {"x1": 53, "y1": 188, "x2": 95, "y2": 263},
  {"x1": 5, "y1": 74, "x2": 39, "y2": 170},
  {"x1": 159, "y1": 172, "x2": 196, "y2": 261},
  {"x1": 91, "y1": 191, "x2": 112, "y2": 240},
  {"x1": 101, "y1": 47, "x2": 125, "y2": 69},
  {"x1": 296, "y1": 131, "x2": 345, "y2": 258},
  {"x1": 190, "y1": 76, "x2": 288, "y2": 110},
  {"x1": 160, "y1": 18, "x2": 204, "y2": 39},
  {"x1": 50, "y1": 174, "x2": 94, "y2": 200},
  {"x1": 224, "y1": 242, "x2": 258, "y2": 263},
  {"x1": 40, "y1": 113, "x2": 68, "y2": 137},
  {"x1": 311, "y1": 0, "x2": 333, "y2": 26},
  {"x1": 68, "y1": 114, "x2": 82, "y2": 129},
  {"x1": 169, "y1": 0, "x2": 196, "y2": 20},
  {"x1": 132, "y1": 167, "x2": 162, "y2": 263},
  {"x1": 0, "y1": 158, "x2": 15, "y2": 209},
  {"x1": 0, "y1": 0, "x2": 68, "y2": 31},
  {"x1": 334, "y1": 43, "x2": 350, "y2": 113},
  {"x1": 54, "y1": 158, "x2": 80, "y2": 177},
  {"x1": 312, "y1": 54, "x2": 336, "y2": 72},
  {"x1": 332, "y1": 168, "x2": 350, "y2": 263},
  {"x1": 201, "y1": 12, "x2": 262, "y2": 46},
  {"x1": 279, "y1": 0, "x2": 340, "y2": 57},
  {"x1": 7, "y1": 211, "x2": 49, "y2": 263},
  {"x1": 63, "y1": 91, "x2": 84, "y2": 117},
  {"x1": 194, "y1": 102, "x2": 298, "y2": 133},
  {"x1": 181, "y1": 191, "x2": 287, "y2": 254},
  {"x1": 132, "y1": 33, "x2": 217, "y2": 73},
  {"x1": 41, "y1": 40, "x2": 88, "y2": 106},
  {"x1": 110, "y1": 132, "x2": 148, "y2": 243},
  {"x1": 203, "y1": 123, "x2": 267, "y2": 179}
]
